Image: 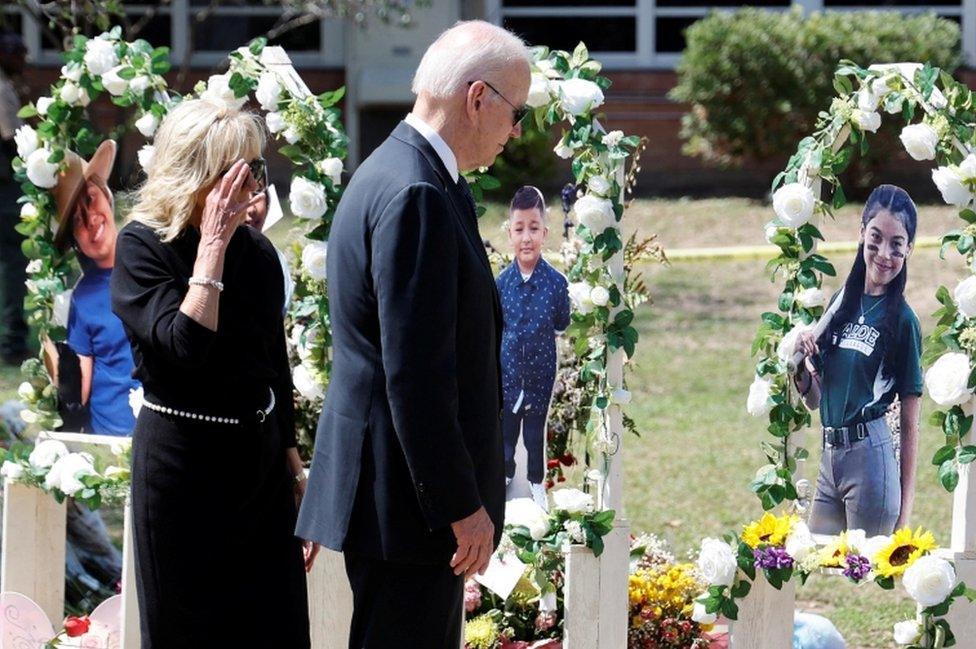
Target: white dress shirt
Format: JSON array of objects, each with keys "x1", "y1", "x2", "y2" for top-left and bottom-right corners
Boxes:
[{"x1": 404, "y1": 112, "x2": 459, "y2": 183}]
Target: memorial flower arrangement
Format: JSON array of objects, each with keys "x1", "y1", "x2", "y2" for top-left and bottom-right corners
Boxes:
[{"x1": 691, "y1": 515, "x2": 975, "y2": 647}]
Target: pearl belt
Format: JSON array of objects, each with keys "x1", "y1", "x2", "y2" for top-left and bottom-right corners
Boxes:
[{"x1": 141, "y1": 388, "x2": 276, "y2": 425}]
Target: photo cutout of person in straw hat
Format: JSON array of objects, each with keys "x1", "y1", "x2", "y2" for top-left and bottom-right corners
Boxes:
[{"x1": 44, "y1": 140, "x2": 140, "y2": 436}]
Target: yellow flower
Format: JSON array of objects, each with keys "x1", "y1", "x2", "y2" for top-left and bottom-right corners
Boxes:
[
  {"x1": 874, "y1": 527, "x2": 938, "y2": 578},
  {"x1": 818, "y1": 531, "x2": 856, "y2": 569},
  {"x1": 464, "y1": 614, "x2": 499, "y2": 649},
  {"x1": 628, "y1": 563, "x2": 704, "y2": 621},
  {"x1": 742, "y1": 512, "x2": 798, "y2": 549}
]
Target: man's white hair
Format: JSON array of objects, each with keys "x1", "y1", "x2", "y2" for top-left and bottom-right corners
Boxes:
[{"x1": 412, "y1": 20, "x2": 530, "y2": 99}]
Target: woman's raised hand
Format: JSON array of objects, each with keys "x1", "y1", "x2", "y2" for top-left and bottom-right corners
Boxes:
[
  {"x1": 200, "y1": 159, "x2": 260, "y2": 247},
  {"x1": 796, "y1": 330, "x2": 819, "y2": 359}
]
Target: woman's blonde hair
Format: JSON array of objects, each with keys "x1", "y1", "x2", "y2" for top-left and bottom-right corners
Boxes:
[{"x1": 129, "y1": 99, "x2": 265, "y2": 242}]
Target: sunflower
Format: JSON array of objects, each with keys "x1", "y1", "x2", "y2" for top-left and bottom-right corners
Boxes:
[
  {"x1": 874, "y1": 527, "x2": 938, "y2": 578},
  {"x1": 818, "y1": 531, "x2": 855, "y2": 569},
  {"x1": 742, "y1": 512, "x2": 798, "y2": 549}
]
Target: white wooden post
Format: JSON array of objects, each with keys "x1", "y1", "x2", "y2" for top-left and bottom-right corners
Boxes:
[
  {"x1": 307, "y1": 548, "x2": 353, "y2": 649},
  {"x1": 945, "y1": 462, "x2": 976, "y2": 648},
  {"x1": 119, "y1": 496, "x2": 141, "y2": 648},
  {"x1": 563, "y1": 545, "x2": 600, "y2": 649},
  {"x1": 1, "y1": 478, "x2": 67, "y2": 623},
  {"x1": 728, "y1": 574, "x2": 795, "y2": 649}
]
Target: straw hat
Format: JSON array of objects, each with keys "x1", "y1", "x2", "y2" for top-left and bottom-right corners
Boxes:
[{"x1": 52, "y1": 139, "x2": 116, "y2": 252}]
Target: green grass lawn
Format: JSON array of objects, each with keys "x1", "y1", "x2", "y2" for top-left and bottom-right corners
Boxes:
[{"x1": 0, "y1": 197, "x2": 968, "y2": 647}]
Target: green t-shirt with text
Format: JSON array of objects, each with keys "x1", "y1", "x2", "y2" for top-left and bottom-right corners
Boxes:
[{"x1": 817, "y1": 292, "x2": 923, "y2": 428}]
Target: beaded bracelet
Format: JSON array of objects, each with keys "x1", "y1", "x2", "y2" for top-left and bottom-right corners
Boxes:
[{"x1": 189, "y1": 277, "x2": 224, "y2": 292}]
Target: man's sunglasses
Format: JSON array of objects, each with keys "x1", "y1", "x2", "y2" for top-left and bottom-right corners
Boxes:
[{"x1": 468, "y1": 80, "x2": 529, "y2": 127}]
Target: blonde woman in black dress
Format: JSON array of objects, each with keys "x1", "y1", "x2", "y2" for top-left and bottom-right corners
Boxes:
[{"x1": 111, "y1": 99, "x2": 310, "y2": 647}]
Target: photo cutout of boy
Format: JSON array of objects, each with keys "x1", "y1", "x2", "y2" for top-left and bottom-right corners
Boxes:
[{"x1": 496, "y1": 186, "x2": 570, "y2": 511}]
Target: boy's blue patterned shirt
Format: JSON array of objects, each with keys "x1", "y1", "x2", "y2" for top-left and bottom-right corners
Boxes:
[{"x1": 496, "y1": 258, "x2": 570, "y2": 413}]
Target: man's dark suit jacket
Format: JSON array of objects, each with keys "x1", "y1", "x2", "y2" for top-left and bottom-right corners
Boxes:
[{"x1": 296, "y1": 121, "x2": 505, "y2": 564}]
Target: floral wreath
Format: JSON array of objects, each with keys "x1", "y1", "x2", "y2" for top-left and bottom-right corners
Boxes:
[
  {"x1": 691, "y1": 61, "x2": 976, "y2": 647},
  {"x1": 4, "y1": 30, "x2": 346, "y2": 501}
]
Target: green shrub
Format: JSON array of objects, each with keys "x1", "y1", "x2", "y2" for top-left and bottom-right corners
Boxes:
[
  {"x1": 489, "y1": 118, "x2": 560, "y2": 199},
  {"x1": 670, "y1": 8, "x2": 961, "y2": 167}
]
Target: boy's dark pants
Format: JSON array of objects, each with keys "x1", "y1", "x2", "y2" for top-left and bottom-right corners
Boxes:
[{"x1": 502, "y1": 407, "x2": 546, "y2": 484}]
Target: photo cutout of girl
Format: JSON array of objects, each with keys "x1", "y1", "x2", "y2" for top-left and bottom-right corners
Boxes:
[
  {"x1": 497, "y1": 186, "x2": 570, "y2": 510},
  {"x1": 793, "y1": 184, "x2": 922, "y2": 536}
]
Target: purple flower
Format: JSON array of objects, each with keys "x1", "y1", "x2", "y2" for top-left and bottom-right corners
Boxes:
[
  {"x1": 843, "y1": 553, "x2": 872, "y2": 582},
  {"x1": 754, "y1": 547, "x2": 794, "y2": 570}
]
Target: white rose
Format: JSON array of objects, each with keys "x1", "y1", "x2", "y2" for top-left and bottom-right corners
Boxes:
[
  {"x1": 291, "y1": 325, "x2": 320, "y2": 361},
  {"x1": 933, "y1": 166, "x2": 972, "y2": 207},
  {"x1": 135, "y1": 112, "x2": 159, "y2": 137},
  {"x1": 553, "y1": 138, "x2": 575, "y2": 160},
  {"x1": 290, "y1": 177, "x2": 328, "y2": 220},
  {"x1": 505, "y1": 498, "x2": 550, "y2": 540},
  {"x1": 292, "y1": 364, "x2": 324, "y2": 401},
  {"x1": 568, "y1": 282, "x2": 594, "y2": 315},
  {"x1": 14, "y1": 125, "x2": 39, "y2": 159},
  {"x1": 539, "y1": 590, "x2": 558, "y2": 612},
  {"x1": 772, "y1": 183, "x2": 816, "y2": 228},
  {"x1": 137, "y1": 145, "x2": 155, "y2": 172},
  {"x1": 26, "y1": 148, "x2": 59, "y2": 189},
  {"x1": 925, "y1": 352, "x2": 974, "y2": 407},
  {"x1": 691, "y1": 600, "x2": 717, "y2": 625},
  {"x1": 266, "y1": 111, "x2": 286, "y2": 134},
  {"x1": 899, "y1": 124, "x2": 939, "y2": 162},
  {"x1": 283, "y1": 126, "x2": 301, "y2": 145},
  {"x1": 556, "y1": 78, "x2": 604, "y2": 116},
  {"x1": 590, "y1": 285, "x2": 610, "y2": 307},
  {"x1": 551, "y1": 488, "x2": 594, "y2": 514},
  {"x1": 20, "y1": 203, "x2": 37, "y2": 219},
  {"x1": 28, "y1": 439, "x2": 69, "y2": 469},
  {"x1": 317, "y1": 157, "x2": 343, "y2": 186},
  {"x1": 255, "y1": 72, "x2": 283, "y2": 112},
  {"x1": 903, "y1": 555, "x2": 956, "y2": 608},
  {"x1": 45, "y1": 452, "x2": 95, "y2": 496},
  {"x1": 61, "y1": 63, "x2": 83, "y2": 83},
  {"x1": 301, "y1": 241, "x2": 328, "y2": 281},
  {"x1": 1, "y1": 461, "x2": 24, "y2": 481},
  {"x1": 765, "y1": 223, "x2": 780, "y2": 244},
  {"x1": 52, "y1": 291, "x2": 71, "y2": 328},
  {"x1": 955, "y1": 276, "x2": 976, "y2": 318},
  {"x1": 20, "y1": 409, "x2": 38, "y2": 424},
  {"x1": 525, "y1": 73, "x2": 551, "y2": 108},
  {"x1": 84, "y1": 37, "x2": 119, "y2": 75},
  {"x1": 587, "y1": 175, "x2": 611, "y2": 196},
  {"x1": 777, "y1": 323, "x2": 813, "y2": 364},
  {"x1": 129, "y1": 75, "x2": 151, "y2": 95},
  {"x1": 857, "y1": 86, "x2": 881, "y2": 112},
  {"x1": 602, "y1": 130, "x2": 624, "y2": 148},
  {"x1": 17, "y1": 382, "x2": 34, "y2": 400},
  {"x1": 785, "y1": 521, "x2": 817, "y2": 563},
  {"x1": 853, "y1": 109, "x2": 881, "y2": 133},
  {"x1": 25, "y1": 259, "x2": 41, "y2": 274},
  {"x1": 102, "y1": 66, "x2": 129, "y2": 96},
  {"x1": 201, "y1": 73, "x2": 246, "y2": 111},
  {"x1": 746, "y1": 375, "x2": 773, "y2": 418},
  {"x1": 611, "y1": 388, "x2": 631, "y2": 405},
  {"x1": 892, "y1": 620, "x2": 922, "y2": 646},
  {"x1": 574, "y1": 194, "x2": 614, "y2": 233},
  {"x1": 36, "y1": 97, "x2": 54, "y2": 116},
  {"x1": 77, "y1": 87, "x2": 91, "y2": 108},
  {"x1": 697, "y1": 537, "x2": 738, "y2": 587},
  {"x1": 796, "y1": 287, "x2": 826, "y2": 309},
  {"x1": 129, "y1": 386, "x2": 144, "y2": 418},
  {"x1": 60, "y1": 82, "x2": 81, "y2": 105}
]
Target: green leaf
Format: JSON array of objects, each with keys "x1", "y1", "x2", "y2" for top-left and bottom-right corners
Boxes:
[
  {"x1": 933, "y1": 444, "x2": 957, "y2": 466},
  {"x1": 832, "y1": 184, "x2": 846, "y2": 210},
  {"x1": 249, "y1": 37, "x2": 268, "y2": 56},
  {"x1": 117, "y1": 67, "x2": 137, "y2": 80},
  {"x1": 940, "y1": 459, "x2": 960, "y2": 491},
  {"x1": 961, "y1": 209, "x2": 976, "y2": 225},
  {"x1": 959, "y1": 445, "x2": 976, "y2": 464},
  {"x1": 16, "y1": 104, "x2": 37, "y2": 119},
  {"x1": 477, "y1": 175, "x2": 501, "y2": 191},
  {"x1": 730, "y1": 580, "x2": 751, "y2": 599}
]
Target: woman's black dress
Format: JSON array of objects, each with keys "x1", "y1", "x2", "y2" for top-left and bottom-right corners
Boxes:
[{"x1": 111, "y1": 221, "x2": 310, "y2": 648}]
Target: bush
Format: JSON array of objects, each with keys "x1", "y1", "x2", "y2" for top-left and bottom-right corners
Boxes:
[
  {"x1": 670, "y1": 8, "x2": 961, "y2": 167},
  {"x1": 489, "y1": 118, "x2": 560, "y2": 199}
]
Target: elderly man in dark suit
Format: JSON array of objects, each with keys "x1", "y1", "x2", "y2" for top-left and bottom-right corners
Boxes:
[{"x1": 296, "y1": 19, "x2": 531, "y2": 649}]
